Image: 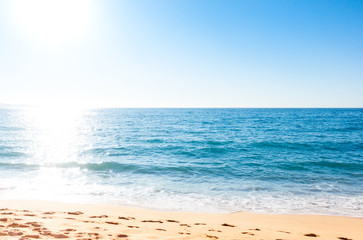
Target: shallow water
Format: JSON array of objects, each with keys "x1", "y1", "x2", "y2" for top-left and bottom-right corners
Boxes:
[{"x1": 0, "y1": 108, "x2": 362, "y2": 216}]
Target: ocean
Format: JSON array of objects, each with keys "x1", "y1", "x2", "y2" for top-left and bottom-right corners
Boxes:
[{"x1": 0, "y1": 108, "x2": 362, "y2": 217}]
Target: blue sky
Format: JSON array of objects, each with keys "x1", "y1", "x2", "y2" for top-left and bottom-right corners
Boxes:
[{"x1": 0, "y1": 0, "x2": 362, "y2": 108}]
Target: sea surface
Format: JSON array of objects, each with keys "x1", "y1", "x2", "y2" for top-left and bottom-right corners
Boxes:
[{"x1": 0, "y1": 108, "x2": 362, "y2": 217}]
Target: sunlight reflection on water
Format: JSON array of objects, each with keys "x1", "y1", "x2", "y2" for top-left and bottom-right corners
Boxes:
[
  {"x1": 8, "y1": 107, "x2": 92, "y2": 202},
  {"x1": 23, "y1": 106, "x2": 85, "y2": 164}
]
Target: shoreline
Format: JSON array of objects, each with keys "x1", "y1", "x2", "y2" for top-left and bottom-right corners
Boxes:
[{"x1": 0, "y1": 199, "x2": 362, "y2": 240}]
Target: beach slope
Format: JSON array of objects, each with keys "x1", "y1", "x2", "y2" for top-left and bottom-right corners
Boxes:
[{"x1": 0, "y1": 200, "x2": 361, "y2": 240}]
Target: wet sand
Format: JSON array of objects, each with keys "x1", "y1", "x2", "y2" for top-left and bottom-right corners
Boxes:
[{"x1": 0, "y1": 200, "x2": 361, "y2": 240}]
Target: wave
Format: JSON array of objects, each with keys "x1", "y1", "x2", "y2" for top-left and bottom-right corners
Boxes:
[
  {"x1": 0, "y1": 126, "x2": 25, "y2": 131},
  {"x1": 250, "y1": 141, "x2": 313, "y2": 150},
  {"x1": 0, "y1": 162, "x2": 37, "y2": 170},
  {"x1": 0, "y1": 152, "x2": 27, "y2": 158},
  {"x1": 0, "y1": 161, "x2": 240, "y2": 178},
  {"x1": 80, "y1": 147, "x2": 129, "y2": 157},
  {"x1": 274, "y1": 160, "x2": 363, "y2": 176},
  {"x1": 327, "y1": 126, "x2": 363, "y2": 132},
  {"x1": 302, "y1": 160, "x2": 363, "y2": 172},
  {"x1": 249, "y1": 141, "x2": 363, "y2": 152},
  {"x1": 79, "y1": 143, "x2": 234, "y2": 158}
]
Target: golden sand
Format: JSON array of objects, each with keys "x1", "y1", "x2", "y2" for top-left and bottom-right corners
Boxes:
[{"x1": 0, "y1": 200, "x2": 361, "y2": 240}]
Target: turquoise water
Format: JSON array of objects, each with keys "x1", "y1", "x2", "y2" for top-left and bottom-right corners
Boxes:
[{"x1": 0, "y1": 108, "x2": 362, "y2": 216}]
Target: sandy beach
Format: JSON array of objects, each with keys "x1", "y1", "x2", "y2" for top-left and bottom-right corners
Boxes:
[{"x1": 0, "y1": 200, "x2": 361, "y2": 240}]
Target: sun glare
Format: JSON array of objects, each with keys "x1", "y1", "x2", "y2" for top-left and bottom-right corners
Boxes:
[
  {"x1": 24, "y1": 105, "x2": 86, "y2": 164},
  {"x1": 10, "y1": 0, "x2": 93, "y2": 45}
]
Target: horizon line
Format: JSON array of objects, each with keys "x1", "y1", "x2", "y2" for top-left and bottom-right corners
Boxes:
[{"x1": 0, "y1": 103, "x2": 362, "y2": 110}]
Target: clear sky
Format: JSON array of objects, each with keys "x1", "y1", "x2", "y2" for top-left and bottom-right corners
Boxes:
[{"x1": 0, "y1": 0, "x2": 362, "y2": 108}]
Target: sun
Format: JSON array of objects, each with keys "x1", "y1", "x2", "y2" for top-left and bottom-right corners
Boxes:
[{"x1": 10, "y1": 0, "x2": 93, "y2": 45}]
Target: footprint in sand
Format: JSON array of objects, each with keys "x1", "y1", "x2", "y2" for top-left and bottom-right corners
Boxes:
[
  {"x1": 206, "y1": 234, "x2": 219, "y2": 239},
  {"x1": 39, "y1": 230, "x2": 53, "y2": 236},
  {"x1": 53, "y1": 233, "x2": 69, "y2": 238},
  {"x1": 8, "y1": 223, "x2": 30, "y2": 228},
  {"x1": 105, "y1": 221, "x2": 120, "y2": 225},
  {"x1": 26, "y1": 222, "x2": 42, "y2": 227},
  {"x1": 7, "y1": 230, "x2": 24, "y2": 236},
  {"x1": 118, "y1": 216, "x2": 135, "y2": 220},
  {"x1": 142, "y1": 220, "x2": 163, "y2": 223},
  {"x1": 90, "y1": 215, "x2": 108, "y2": 218},
  {"x1": 117, "y1": 234, "x2": 128, "y2": 238},
  {"x1": 1, "y1": 212, "x2": 14, "y2": 215},
  {"x1": 166, "y1": 219, "x2": 179, "y2": 223},
  {"x1": 83, "y1": 220, "x2": 96, "y2": 223},
  {"x1": 304, "y1": 233, "x2": 319, "y2": 237},
  {"x1": 127, "y1": 225, "x2": 139, "y2": 228},
  {"x1": 75, "y1": 232, "x2": 85, "y2": 237},
  {"x1": 249, "y1": 228, "x2": 261, "y2": 231},
  {"x1": 87, "y1": 232, "x2": 100, "y2": 237},
  {"x1": 24, "y1": 214, "x2": 36, "y2": 217},
  {"x1": 21, "y1": 234, "x2": 40, "y2": 239},
  {"x1": 221, "y1": 223, "x2": 235, "y2": 227},
  {"x1": 67, "y1": 211, "x2": 83, "y2": 215},
  {"x1": 194, "y1": 223, "x2": 206, "y2": 225},
  {"x1": 180, "y1": 223, "x2": 191, "y2": 227},
  {"x1": 62, "y1": 229, "x2": 77, "y2": 232},
  {"x1": 155, "y1": 228, "x2": 166, "y2": 231},
  {"x1": 43, "y1": 212, "x2": 55, "y2": 215}
]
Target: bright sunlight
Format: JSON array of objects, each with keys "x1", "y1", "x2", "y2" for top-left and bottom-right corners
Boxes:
[
  {"x1": 24, "y1": 105, "x2": 86, "y2": 164},
  {"x1": 10, "y1": 0, "x2": 93, "y2": 45}
]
